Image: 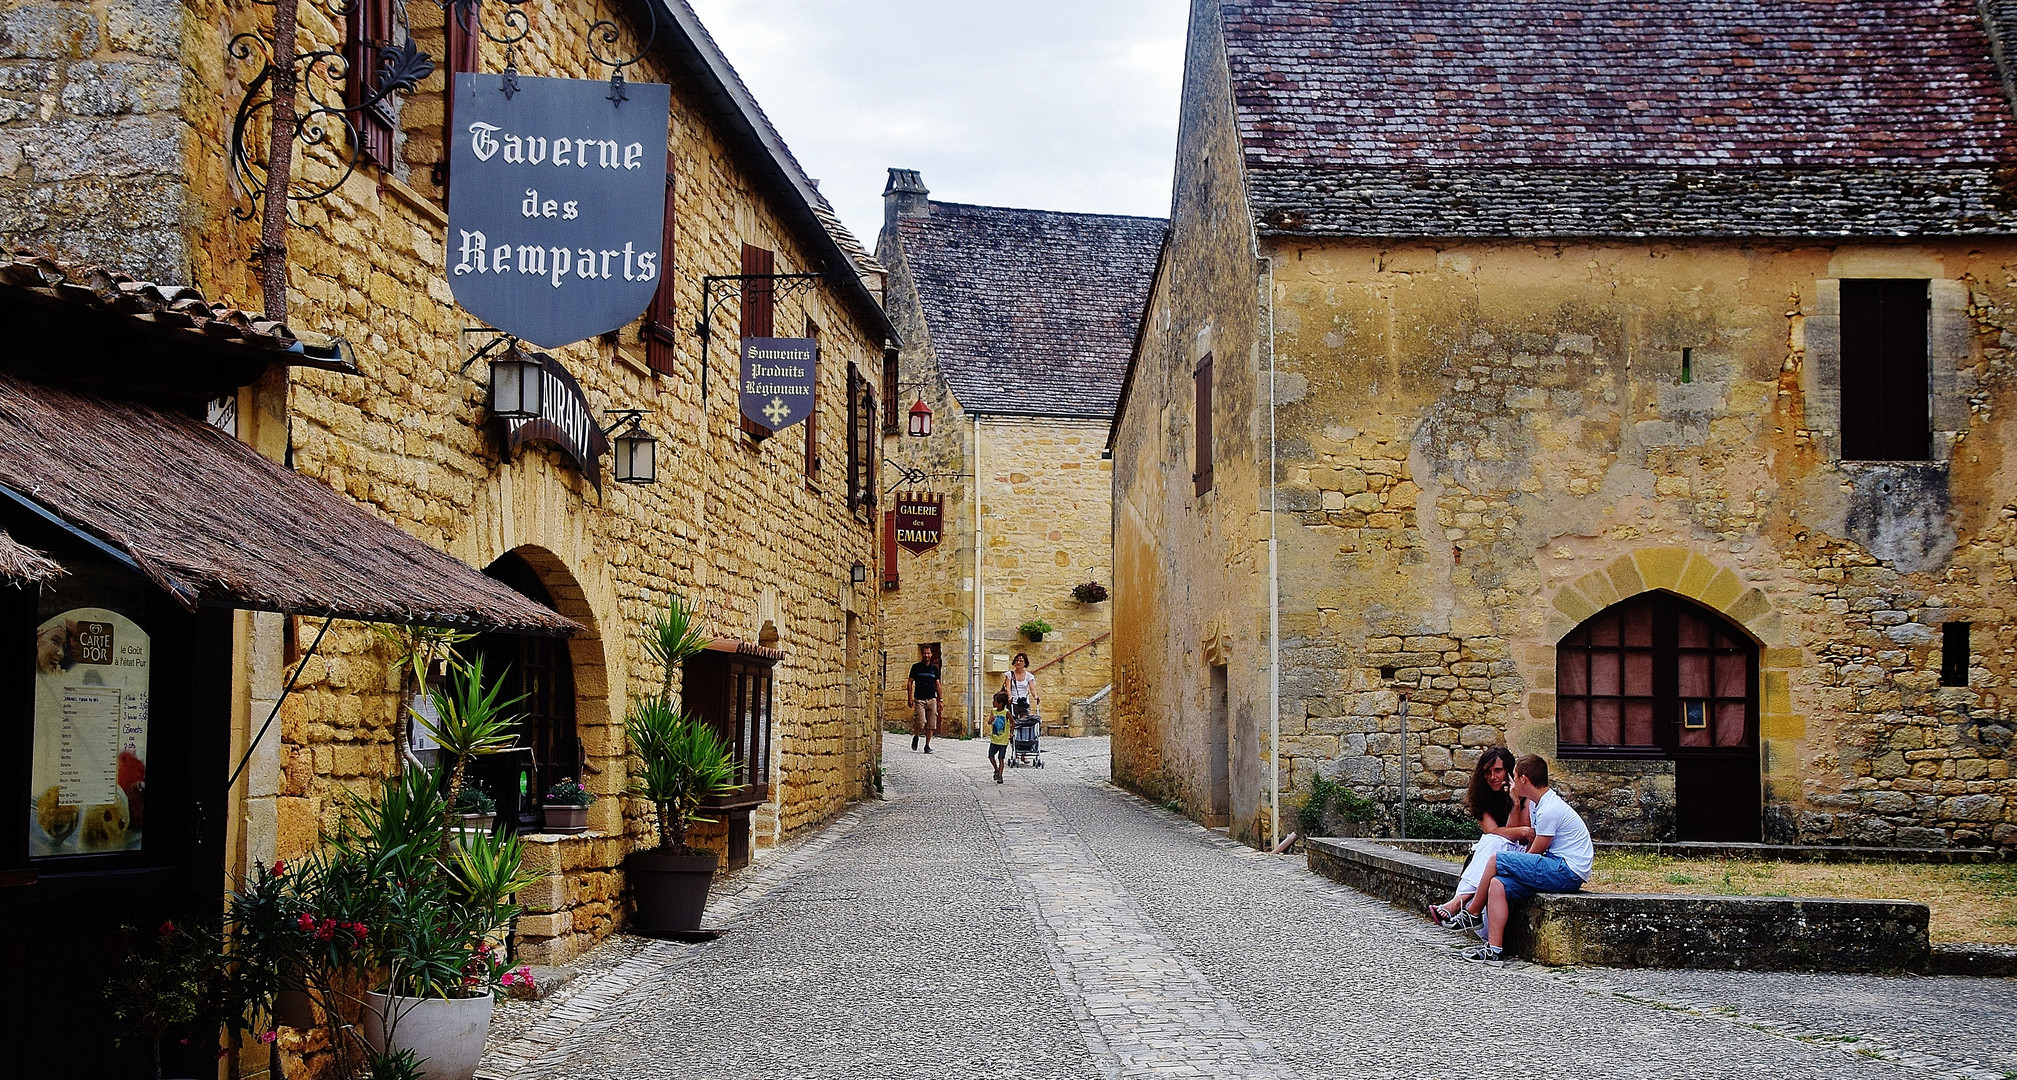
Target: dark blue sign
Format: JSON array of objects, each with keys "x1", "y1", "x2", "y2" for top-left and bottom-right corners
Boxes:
[
  {"x1": 446, "y1": 74, "x2": 671, "y2": 349},
  {"x1": 740, "y1": 338, "x2": 817, "y2": 431}
]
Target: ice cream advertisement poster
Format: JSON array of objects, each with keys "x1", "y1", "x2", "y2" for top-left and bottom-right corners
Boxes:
[{"x1": 31, "y1": 607, "x2": 148, "y2": 857}]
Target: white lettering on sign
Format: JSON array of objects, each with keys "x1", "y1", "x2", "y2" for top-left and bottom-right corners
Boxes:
[
  {"x1": 507, "y1": 367, "x2": 594, "y2": 460},
  {"x1": 470, "y1": 123, "x2": 643, "y2": 172},
  {"x1": 453, "y1": 227, "x2": 657, "y2": 288}
]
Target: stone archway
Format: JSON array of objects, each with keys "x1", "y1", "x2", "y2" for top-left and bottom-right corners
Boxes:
[
  {"x1": 1524, "y1": 548, "x2": 1806, "y2": 842},
  {"x1": 487, "y1": 545, "x2": 613, "y2": 827}
]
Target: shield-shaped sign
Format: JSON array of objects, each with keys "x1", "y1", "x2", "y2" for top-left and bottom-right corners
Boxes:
[
  {"x1": 893, "y1": 491, "x2": 944, "y2": 555},
  {"x1": 446, "y1": 74, "x2": 672, "y2": 349},
  {"x1": 741, "y1": 338, "x2": 817, "y2": 431}
]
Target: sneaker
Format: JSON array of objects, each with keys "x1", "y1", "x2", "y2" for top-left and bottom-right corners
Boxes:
[
  {"x1": 912, "y1": 735, "x2": 919, "y2": 751},
  {"x1": 1462, "y1": 945, "x2": 1505, "y2": 966},
  {"x1": 1446, "y1": 909, "x2": 1481, "y2": 932},
  {"x1": 995, "y1": 774, "x2": 1004, "y2": 784}
]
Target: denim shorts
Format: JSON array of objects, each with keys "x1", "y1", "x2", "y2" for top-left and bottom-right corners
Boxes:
[{"x1": 1495, "y1": 851, "x2": 1585, "y2": 903}]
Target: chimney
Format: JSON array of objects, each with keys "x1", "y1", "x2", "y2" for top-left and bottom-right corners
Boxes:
[{"x1": 883, "y1": 168, "x2": 930, "y2": 224}]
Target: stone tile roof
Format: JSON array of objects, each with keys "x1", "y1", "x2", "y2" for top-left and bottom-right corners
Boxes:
[
  {"x1": 897, "y1": 202, "x2": 1164, "y2": 419},
  {"x1": 0, "y1": 249, "x2": 353, "y2": 369},
  {"x1": 1220, "y1": 0, "x2": 2017, "y2": 237}
]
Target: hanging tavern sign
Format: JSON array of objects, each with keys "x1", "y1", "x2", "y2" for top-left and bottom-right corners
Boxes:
[
  {"x1": 740, "y1": 337, "x2": 817, "y2": 431},
  {"x1": 894, "y1": 491, "x2": 945, "y2": 555},
  {"x1": 447, "y1": 74, "x2": 672, "y2": 349},
  {"x1": 502, "y1": 351, "x2": 612, "y2": 489}
]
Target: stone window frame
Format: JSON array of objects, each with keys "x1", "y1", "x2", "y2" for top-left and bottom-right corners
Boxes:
[{"x1": 1802, "y1": 278, "x2": 1970, "y2": 463}]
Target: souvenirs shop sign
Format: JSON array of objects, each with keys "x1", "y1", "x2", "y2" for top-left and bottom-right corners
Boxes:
[
  {"x1": 502, "y1": 350, "x2": 611, "y2": 488},
  {"x1": 741, "y1": 337, "x2": 817, "y2": 431},
  {"x1": 894, "y1": 491, "x2": 944, "y2": 555},
  {"x1": 448, "y1": 74, "x2": 672, "y2": 349}
]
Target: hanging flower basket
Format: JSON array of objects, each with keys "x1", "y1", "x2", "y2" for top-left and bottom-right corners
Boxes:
[{"x1": 1071, "y1": 581, "x2": 1109, "y2": 604}]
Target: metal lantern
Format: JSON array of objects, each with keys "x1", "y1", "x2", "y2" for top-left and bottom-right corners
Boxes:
[
  {"x1": 851, "y1": 560, "x2": 868, "y2": 585},
  {"x1": 488, "y1": 349, "x2": 545, "y2": 420},
  {"x1": 907, "y1": 398, "x2": 933, "y2": 438},
  {"x1": 611, "y1": 425, "x2": 658, "y2": 485}
]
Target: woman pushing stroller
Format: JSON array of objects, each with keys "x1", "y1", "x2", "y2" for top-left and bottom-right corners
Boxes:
[{"x1": 1426, "y1": 747, "x2": 1532, "y2": 930}]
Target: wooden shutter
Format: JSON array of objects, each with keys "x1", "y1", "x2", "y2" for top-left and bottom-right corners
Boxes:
[
  {"x1": 804, "y1": 318, "x2": 820, "y2": 479},
  {"x1": 643, "y1": 152, "x2": 678, "y2": 374},
  {"x1": 846, "y1": 363, "x2": 863, "y2": 508},
  {"x1": 881, "y1": 349, "x2": 900, "y2": 434},
  {"x1": 344, "y1": 0, "x2": 395, "y2": 165},
  {"x1": 438, "y1": 4, "x2": 480, "y2": 193},
  {"x1": 1193, "y1": 355, "x2": 1214, "y2": 496},
  {"x1": 1839, "y1": 279, "x2": 1930, "y2": 461},
  {"x1": 882, "y1": 510, "x2": 899, "y2": 588},
  {"x1": 739, "y1": 245, "x2": 776, "y2": 437}
]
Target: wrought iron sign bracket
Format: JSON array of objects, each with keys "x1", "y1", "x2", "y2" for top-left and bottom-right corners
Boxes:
[
  {"x1": 600, "y1": 408, "x2": 650, "y2": 436},
  {"x1": 691, "y1": 272, "x2": 826, "y2": 407},
  {"x1": 458, "y1": 327, "x2": 518, "y2": 374},
  {"x1": 882, "y1": 459, "x2": 971, "y2": 496}
]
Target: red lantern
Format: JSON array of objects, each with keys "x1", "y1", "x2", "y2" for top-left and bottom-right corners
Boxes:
[{"x1": 907, "y1": 398, "x2": 933, "y2": 438}]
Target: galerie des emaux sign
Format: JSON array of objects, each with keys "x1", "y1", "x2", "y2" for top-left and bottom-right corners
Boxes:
[{"x1": 447, "y1": 74, "x2": 672, "y2": 349}]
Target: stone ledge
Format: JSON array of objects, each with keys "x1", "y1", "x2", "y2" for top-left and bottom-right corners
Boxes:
[
  {"x1": 1925, "y1": 944, "x2": 2017, "y2": 977},
  {"x1": 1306, "y1": 837, "x2": 1932, "y2": 973},
  {"x1": 1374, "y1": 837, "x2": 2009, "y2": 864}
]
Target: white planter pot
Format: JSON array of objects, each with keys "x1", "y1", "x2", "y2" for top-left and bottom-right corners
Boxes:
[{"x1": 362, "y1": 990, "x2": 495, "y2": 1080}]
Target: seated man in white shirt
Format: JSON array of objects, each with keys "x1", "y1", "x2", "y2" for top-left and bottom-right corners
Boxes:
[{"x1": 1464, "y1": 754, "x2": 1594, "y2": 966}]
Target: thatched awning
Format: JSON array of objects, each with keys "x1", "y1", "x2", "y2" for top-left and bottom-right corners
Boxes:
[
  {"x1": 0, "y1": 372, "x2": 578, "y2": 635},
  {"x1": 0, "y1": 528, "x2": 62, "y2": 585}
]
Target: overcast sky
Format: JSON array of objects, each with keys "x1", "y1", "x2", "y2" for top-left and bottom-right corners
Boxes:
[{"x1": 685, "y1": 0, "x2": 1188, "y2": 248}]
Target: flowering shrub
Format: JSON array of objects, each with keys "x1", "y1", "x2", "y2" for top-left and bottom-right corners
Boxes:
[
  {"x1": 1071, "y1": 581, "x2": 1110, "y2": 604},
  {"x1": 544, "y1": 778, "x2": 596, "y2": 807}
]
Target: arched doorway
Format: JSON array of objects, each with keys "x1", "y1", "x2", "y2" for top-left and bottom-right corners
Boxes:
[
  {"x1": 1556, "y1": 590, "x2": 1761, "y2": 842},
  {"x1": 469, "y1": 552, "x2": 578, "y2": 833}
]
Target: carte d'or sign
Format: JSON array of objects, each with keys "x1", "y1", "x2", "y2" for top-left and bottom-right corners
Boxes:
[
  {"x1": 894, "y1": 491, "x2": 944, "y2": 555},
  {"x1": 447, "y1": 74, "x2": 672, "y2": 349},
  {"x1": 503, "y1": 350, "x2": 612, "y2": 489},
  {"x1": 741, "y1": 338, "x2": 817, "y2": 431}
]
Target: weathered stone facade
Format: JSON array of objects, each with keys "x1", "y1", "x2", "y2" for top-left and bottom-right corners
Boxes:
[
  {"x1": 4, "y1": 0, "x2": 893, "y2": 992},
  {"x1": 875, "y1": 175, "x2": 1157, "y2": 739},
  {"x1": 1113, "y1": 0, "x2": 2017, "y2": 851}
]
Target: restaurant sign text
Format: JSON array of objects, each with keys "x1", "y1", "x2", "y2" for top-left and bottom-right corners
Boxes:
[
  {"x1": 502, "y1": 351, "x2": 611, "y2": 489},
  {"x1": 447, "y1": 74, "x2": 672, "y2": 349}
]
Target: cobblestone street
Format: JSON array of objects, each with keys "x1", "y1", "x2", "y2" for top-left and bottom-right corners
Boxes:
[{"x1": 480, "y1": 736, "x2": 2014, "y2": 1080}]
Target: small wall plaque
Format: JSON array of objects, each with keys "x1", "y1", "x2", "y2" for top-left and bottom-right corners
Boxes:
[{"x1": 1682, "y1": 699, "x2": 1708, "y2": 729}]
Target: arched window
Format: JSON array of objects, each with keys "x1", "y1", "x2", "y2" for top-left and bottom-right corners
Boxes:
[
  {"x1": 1556, "y1": 592, "x2": 1756, "y2": 757},
  {"x1": 470, "y1": 553, "x2": 578, "y2": 832}
]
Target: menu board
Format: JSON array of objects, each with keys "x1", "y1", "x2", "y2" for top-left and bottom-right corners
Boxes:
[{"x1": 31, "y1": 608, "x2": 149, "y2": 857}]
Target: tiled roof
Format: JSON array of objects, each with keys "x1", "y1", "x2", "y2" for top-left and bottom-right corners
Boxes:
[
  {"x1": 1220, "y1": 0, "x2": 2017, "y2": 237},
  {"x1": 897, "y1": 202, "x2": 1164, "y2": 419}
]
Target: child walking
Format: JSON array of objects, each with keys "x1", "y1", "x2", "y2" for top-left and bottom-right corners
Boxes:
[{"x1": 987, "y1": 691, "x2": 1013, "y2": 783}]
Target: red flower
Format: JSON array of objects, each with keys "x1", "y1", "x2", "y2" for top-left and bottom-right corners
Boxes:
[
  {"x1": 296, "y1": 913, "x2": 315, "y2": 932},
  {"x1": 315, "y1": 918, "x2": 336, "y2": 942},
  {"x1": 158, "y1": 921, "x2": 176, "y2": 936},
  {"x1": 272, "y1": 860, "x2": 287, "y2": 876},
  {"x1": 259, "y1": 1031, "x2": 278, "y2": 1044}
]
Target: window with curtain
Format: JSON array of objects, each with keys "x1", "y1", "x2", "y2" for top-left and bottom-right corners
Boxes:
[{"x1": 1556, "y1": 592, "x2": 1755, "y2": 756}]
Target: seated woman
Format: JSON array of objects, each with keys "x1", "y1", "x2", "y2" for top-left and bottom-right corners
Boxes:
[{"x1": 1427, "y1": 747, "x2": 1531, "y2": 930}]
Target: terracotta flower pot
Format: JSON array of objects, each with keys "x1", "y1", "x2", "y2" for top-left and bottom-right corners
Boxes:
[
  {"x1": 541, "y1": 804, "x2": 589, "y2": 833},
  {"x1": 362, "y1": 990, "x2": 494, "y2": 1080},
  {"x1": 626, "y1": 850, "x2": 717, "y2": 934}
]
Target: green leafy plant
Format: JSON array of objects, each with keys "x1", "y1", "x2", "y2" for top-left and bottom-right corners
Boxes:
[
  {"x1": 544, "y1": 778, "x2": 596, "y2": 807},
  {"x1": 452, "y1": 786, "x2": 496, "y2": 816},
  {"x1": 411, "y1": 653, "x2": 526, "y2": 810},
  {"x1": 106, "y1": 919, "x2": 225, "y2": 1079},
  {"x1": 1071, "y1": 581, "x2": 1109, "y2": 604},
  {"x1": 627, "y1": 696, "x2": 739, "y2": 854},
  {"x1": 1018, "y1": 617, "x2": 1054, "y2": 639},
  {"x1": 1297, "y1": 775, "x2": 1379, "y2": 837},
  {"x1": 644, "y1": 592, "x2": 712, "y2": 696},
  {"x1": 1404, "y1": 803, "x2": 1480, "y2": 841},
  {"x1": 372, "y1": 623, "x2": 476, "y2": 753}
]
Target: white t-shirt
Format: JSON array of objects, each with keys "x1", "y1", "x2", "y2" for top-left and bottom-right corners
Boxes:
[{"x1": 1531, "y1": 789, "x2": 1593, "y2": 880}]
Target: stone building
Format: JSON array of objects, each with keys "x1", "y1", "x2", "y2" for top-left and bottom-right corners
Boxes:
[
  {"x1": 1112, "y1": 0, "x2": 2017, "y2": 850},
  {"x1": 0, "y1": 0, "x2": 894, "y2": 1062},
  {"x1": 875, "y1": 169, "x2": 1160, "y2": 737}
]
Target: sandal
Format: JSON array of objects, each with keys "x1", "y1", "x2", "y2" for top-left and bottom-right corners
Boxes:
[{"x1": 1427, "y1": 902, "x2": 1453, "y2": 926}]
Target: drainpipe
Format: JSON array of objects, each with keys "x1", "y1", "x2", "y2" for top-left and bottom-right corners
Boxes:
[
  {"x1": 972, "y1": 413, "x2": 985, "y2": 736},
  {"x1": 1263, "y1": 254, "x2": 1281, "y2": 853}
]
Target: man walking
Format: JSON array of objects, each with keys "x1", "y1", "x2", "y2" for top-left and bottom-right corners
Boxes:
[
  {"x1": 1464, "y1": 754, "x2": 1593, "y2": 965},
  {"x1": 908, "y1": 643, "x2": 943, "y2": 753}
]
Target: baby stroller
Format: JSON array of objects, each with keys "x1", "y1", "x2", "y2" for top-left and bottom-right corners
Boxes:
[{"x1": 1007, "y1": 700, "x2": 1043, "y2": 768}]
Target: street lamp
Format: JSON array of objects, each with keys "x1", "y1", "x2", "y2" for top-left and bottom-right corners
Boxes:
[
  {"x1": 908, "y1": 398, "x2": 933, "y2": 438},
  {"x1": 851, "y1": 560, "x2": 867, "y2": 585},
  {"x1": 489, "y1": 348, "x2": 545, "y2": 420},
  {"x1": 603, "y1": 410, "x2": 657, "y2": 485}
]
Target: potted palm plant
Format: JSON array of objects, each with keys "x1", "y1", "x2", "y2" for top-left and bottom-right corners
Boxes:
[
  {"x1": 542, "y1": 778, "x2": 595, "y2": 833},
  {"x1": 624, "y1": 593, "x2": 740, "y2": 934}
]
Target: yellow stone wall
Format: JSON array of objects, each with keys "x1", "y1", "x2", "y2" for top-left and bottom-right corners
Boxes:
[{"x1": 37, "y1": 0, "x2": 897, "y2": 988}]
